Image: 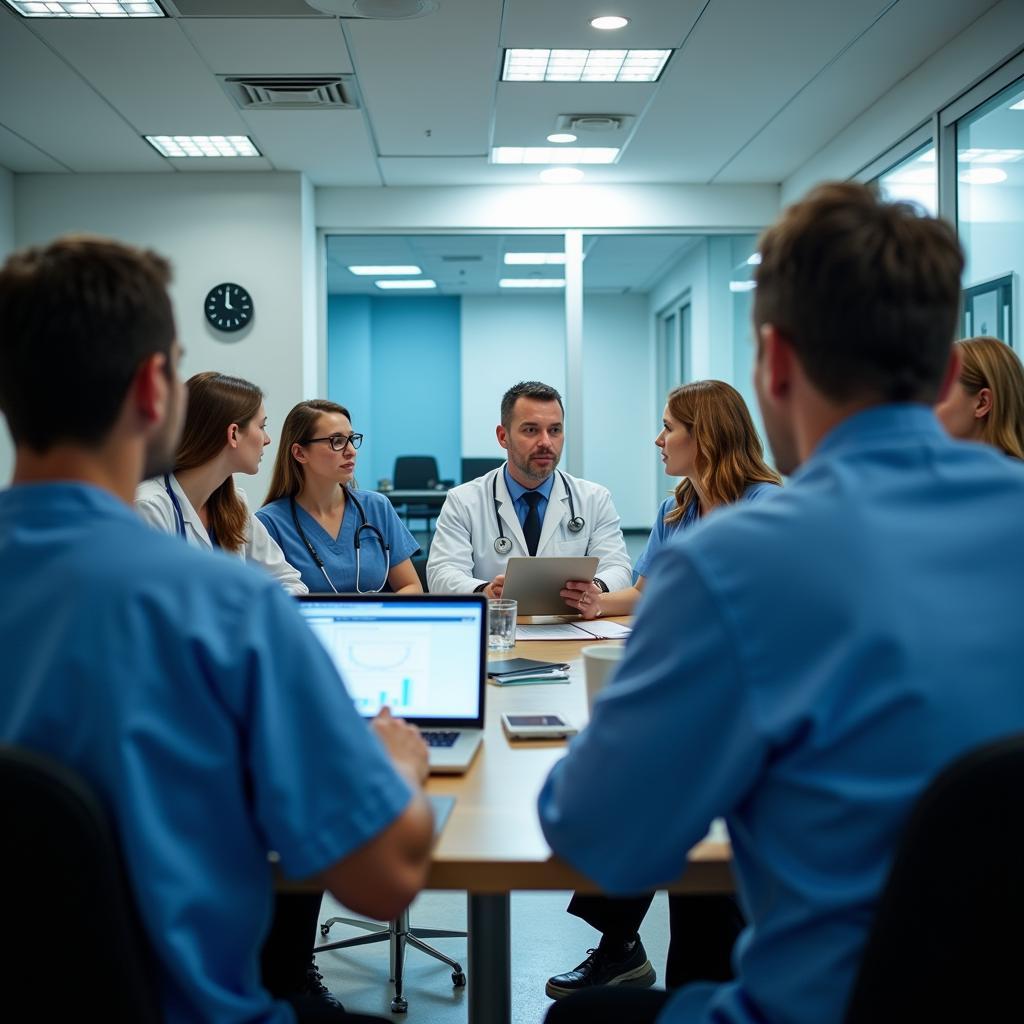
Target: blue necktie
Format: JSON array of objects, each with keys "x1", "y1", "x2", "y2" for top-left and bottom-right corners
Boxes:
[{"x1": 522, "y1": 491, "x2": 542, "y2": 556}]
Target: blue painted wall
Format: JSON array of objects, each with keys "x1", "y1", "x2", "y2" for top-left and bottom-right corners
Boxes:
[{"x1": 327, "y1": 295, "x2": 462, "y2": 488}]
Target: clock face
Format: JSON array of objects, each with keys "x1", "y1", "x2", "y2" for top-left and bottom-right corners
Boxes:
[{"x1": 205, "y1": 283, "x2": 253, "y2": 333}]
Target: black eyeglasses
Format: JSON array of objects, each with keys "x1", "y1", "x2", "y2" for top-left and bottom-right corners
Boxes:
[{"x1": 302, "y1": 433, "x2": 364, "y2": 451}]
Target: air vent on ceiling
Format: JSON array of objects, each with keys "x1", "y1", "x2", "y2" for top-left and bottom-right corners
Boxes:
[
  {"x1": 441, "y1": 255, "x2": 483, "y2": 263},
  {"x1": 554, "y1": 114, "x2": 636, "y2": 135},
  {"x1": 221, "y1": 76, "x2": 359, "y2": 110}
]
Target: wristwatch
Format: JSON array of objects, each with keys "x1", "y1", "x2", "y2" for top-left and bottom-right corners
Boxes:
[{"x1": 593, "y1": 577, "x2": 609, "y2": 593}]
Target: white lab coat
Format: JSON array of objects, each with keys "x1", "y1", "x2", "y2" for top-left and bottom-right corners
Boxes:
[
  {"x1": 426, "y1": 467, "x2": 633, "y2": 594},
  {"x1": 135, "y1": 474, "x2": 308, "y2": 595}
]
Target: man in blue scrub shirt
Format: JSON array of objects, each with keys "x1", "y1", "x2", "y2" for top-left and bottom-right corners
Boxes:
[
  {"x1": 0, "y1": 236, "x2": 434, "y2": 1024},
  {"x1": 539, "y1": 183, "x2": 1024, "y2": 1024}
]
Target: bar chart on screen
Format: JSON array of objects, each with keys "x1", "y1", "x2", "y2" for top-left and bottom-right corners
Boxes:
[{"x1": 333, "y1": 626, "x2": 432, "y2": 715}]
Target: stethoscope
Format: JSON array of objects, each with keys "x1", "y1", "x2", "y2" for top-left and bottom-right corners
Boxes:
[
  {"x1": 163, "y1": 473, "x2": 219, "y2": 548},
  {"x1": 492, "y1": 469, "x2": 585, "y2": 555},
  {"x1": 289, "y1": 488, "x2": 390, "y2": 594}
]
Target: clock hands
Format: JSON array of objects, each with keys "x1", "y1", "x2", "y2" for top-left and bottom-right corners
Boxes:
[{"x1": 223, "y1": 286, "x2": 233, "y2": 311}]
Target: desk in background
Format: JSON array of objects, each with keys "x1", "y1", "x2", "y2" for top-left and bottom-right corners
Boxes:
[
  {"x1": 379, "y1": 488, "x2": 449, "y2": 538},
  {"x1": 427, "y1": 626, "x2": 733, "y2": 1024}
]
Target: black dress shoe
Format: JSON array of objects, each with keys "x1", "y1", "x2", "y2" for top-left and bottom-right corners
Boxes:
[
  {"x1": 303, "y1": 960, "x2": 344, "y2": 1010},
  {"x1": 545, "y1": 938, "x2": 657, "y2": 999}
]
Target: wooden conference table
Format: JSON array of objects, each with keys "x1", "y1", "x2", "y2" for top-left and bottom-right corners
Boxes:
[{"x1": 426, "y1": 619, "x2": 733, "y2": 1024}]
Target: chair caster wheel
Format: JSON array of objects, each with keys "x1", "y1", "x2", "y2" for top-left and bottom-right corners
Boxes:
[
  {"x1": 391, "y1": 996, "x2": 408, "y2": 1013},
  {"x1": 452, "y1": 970, "x2": 467, "y2": 987},
  {"x1": 319, "y1": 925, "x2": 329, "y2": 937}
]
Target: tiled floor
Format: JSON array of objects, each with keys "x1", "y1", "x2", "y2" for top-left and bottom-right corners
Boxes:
[{"x1": 315, "y1": 889, "x2": 672, "y2": 1024}]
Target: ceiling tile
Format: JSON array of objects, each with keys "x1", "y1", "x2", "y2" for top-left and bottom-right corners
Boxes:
[{"x1": 0, "y1": 122, "x2": 67, "y2": 173}]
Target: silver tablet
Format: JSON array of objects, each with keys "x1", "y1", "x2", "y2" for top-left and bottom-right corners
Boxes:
[{"x1": 501, "y1": 556, "x2": 600, "y2": 616}]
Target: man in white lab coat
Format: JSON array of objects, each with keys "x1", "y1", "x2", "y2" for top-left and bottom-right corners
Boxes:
[{"x1": 426, "y1": 381, "x2": 632, "y2": 603}]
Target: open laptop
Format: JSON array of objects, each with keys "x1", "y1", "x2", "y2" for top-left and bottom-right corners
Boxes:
[{"x1": 296, "y1": 593, "x2": 486, "y2": 774}]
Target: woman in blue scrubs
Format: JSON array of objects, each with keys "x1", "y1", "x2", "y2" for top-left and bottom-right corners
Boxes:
[
  {"x1": 258, "y1": 399, "x2": 421, "y2": 594},
  {"x1": 562, "y1": 379, "x2": 780, "y2": 619},
  {"x1": 548, "y1": 380, "x2": 781, "y2": 1002}
]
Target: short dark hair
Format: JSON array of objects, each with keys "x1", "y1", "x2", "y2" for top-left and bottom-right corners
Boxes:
[
  {"x1": 500, "y1": 381, "x2": 564, "y2": 428},
  {"x1": 753, "y1": 182, "x2": 964, "y2": 404},
  {"x1": 0, "y1": 235, "x2": 175, "y2": 452}
]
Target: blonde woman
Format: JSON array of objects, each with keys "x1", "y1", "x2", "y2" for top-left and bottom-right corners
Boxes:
[
  {"x1": 935, "y1": 336, "x2": 1024, "y2": 458},
  {"x1": 136, "y1": 371, "x2": 306, "y2": 594},
  {"x1": 563, "y1": 379, "x2": 781, "y2": 619}
]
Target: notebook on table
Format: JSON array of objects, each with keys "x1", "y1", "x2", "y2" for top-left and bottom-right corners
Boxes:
[{"x1": 296, "y1": 593, "x2": 487, "y2": 774}]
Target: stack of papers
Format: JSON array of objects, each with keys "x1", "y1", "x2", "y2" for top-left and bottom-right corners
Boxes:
[
  {"x1": 515, "y1": 620, "x2": 632, "y2": 642},
  {"x1": 487, "y1": 657, "x2": 570, "y2": 685}
]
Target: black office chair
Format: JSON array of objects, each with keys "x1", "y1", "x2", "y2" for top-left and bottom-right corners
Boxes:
[
  {"x1": 393, "y1": 456, "x2": 443, "y2": 538},
  {"x1": 411, "y1": 553, "x2": 429, "y2": 591},
  {"x1": 0, "y1": 745, "x2": 163, "y2": 1022},
  {"x1": 843, "y1": 732, "x2": 1024, "y2": 1023},
  {"x1": 460, "y1": 456, "x2": 504, "y2": 483}
]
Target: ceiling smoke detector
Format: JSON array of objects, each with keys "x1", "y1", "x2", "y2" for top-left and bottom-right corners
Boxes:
[
  {"x1": 554, "y1": 114, "x2": 635, "y2": 135},
  {"x1": 302, "y1": 0, "x2": 437, "y2": 17}
]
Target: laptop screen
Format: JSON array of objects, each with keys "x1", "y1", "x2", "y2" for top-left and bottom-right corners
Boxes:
[{"x1": 296, "y1": 594, "x2": 486, "y2": 727}]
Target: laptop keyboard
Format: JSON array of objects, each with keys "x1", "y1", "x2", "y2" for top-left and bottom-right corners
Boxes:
[{"x1": 422, "y1": 730, "x2": 460, "y2": 748}]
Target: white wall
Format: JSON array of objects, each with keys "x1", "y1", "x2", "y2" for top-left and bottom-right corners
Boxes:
[
  {"x1": 0, "y1": 166, "x2": 13, "y2": 485},
  {"x1": 14, "y1": 171, "x2": 312, "y2": 504},
  {"x1": 783, "y1": 0, "x2": 1024, "y2": 203}
]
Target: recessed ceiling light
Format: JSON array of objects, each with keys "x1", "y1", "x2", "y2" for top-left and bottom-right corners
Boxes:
[
  {"x1": 348, "y1": 265, "x2": 422, "y2": 276},
  {"x1": 547, "y1": 133, "x2": 578, "y2": 144},
  {"x1": 502, "y1": 48, "x2": 671, "y2": 83},
  {"x1": 492, "y1": 146, "x2": 618, "y2": 165},
  {"x1": 590, "y1": 15, "x2": 628, "y2": 29},
  {"x1": 746, "y1": 253, "x2": 762, "y2": 265},
  {"x1": 539, "y1": 167, "x2": 585, "y2": 184},
  {"x1": 958, "y1": 167, "x2": 1008, "y2": 185},
  {"x1": 375, "y1": 279, "x2": 437, "y2": 289},
  {"x1": 1011, "y1": 99, "x2": 1024, "y2": 110},
  {"x1": 145, "y1": 135, "x2": 260, "y2": 158},
  {"x1": 729, "y1": 281, "x2": 757, "y2": 293},
  {"x1": 6, "y1": 0, "x2": 163, "y2": 14},
  {"x1": 499, "y1": 278, "x2": 566, "y2": 289},
  {"x1": 504, "y1": 253, "x2": 567, "y2": 265}
]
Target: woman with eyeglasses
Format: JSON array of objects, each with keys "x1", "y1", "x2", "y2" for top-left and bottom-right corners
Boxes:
[
  {"x1": 257, "y1": 399, "x2": 422, "y2": 595},
  {"x1": 135, "y1": 371, "x2": 307, "y2": 594}
]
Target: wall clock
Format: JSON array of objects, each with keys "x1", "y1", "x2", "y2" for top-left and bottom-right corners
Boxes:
[{"x1": 205, "y1": 283, "x2": 253, "y2": 333}]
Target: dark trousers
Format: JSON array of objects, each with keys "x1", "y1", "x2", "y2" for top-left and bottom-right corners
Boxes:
[
  {"x1": 567, "y1": 892, "x2": 743, "y2": 987},
  {"x1": 545, "y1": 986, "x2": 672, "y2": 1023}
]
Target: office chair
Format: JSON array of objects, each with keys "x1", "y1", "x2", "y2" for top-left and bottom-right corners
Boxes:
[
  {"x1": 316, "y1": 907, "x2": 466, "y2": 1013},
  {"x1": 843, "y1": 732, "x2": 1024, "y2": 1023},
  {"x1": 0, "y1": 745, "x2": 163, "y2": 1022},
  {"x1": 411, "y1": 553, "x2": 429, "y2": 591},
  {"x1": 392, "y1": 456, "x2": 443, "y2": 538},
  {"x1": 461, "y1": 456, "x2": 504, "y2": 483}
]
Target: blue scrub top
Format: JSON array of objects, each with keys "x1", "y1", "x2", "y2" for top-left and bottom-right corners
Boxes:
[
  {"x1": 0, "y1": 482, "x2": 412, "y2": 1024},
  {"x1": 539, "y1": 405, "x2": 1024, "y2": 1024},
  {"x1": 633, "y1": 480, "x2": 777, "y2": 579},
  {"x1": 257, "y1": 487, "x2": 419, "y2": 594}
]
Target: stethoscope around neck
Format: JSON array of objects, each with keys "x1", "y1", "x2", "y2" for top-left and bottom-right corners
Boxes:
[
  {"x1": 163, "y1": 473, "x2": 219, "y2": 548},
  {"x1": 492, "y1": 468, "x2": 585, "y2": 555},
  {"x1": 289, "y1": 487, "x2": 390, "y2": 594}
]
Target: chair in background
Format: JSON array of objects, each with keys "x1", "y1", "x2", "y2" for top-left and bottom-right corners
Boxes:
[
  {"x1": 843, "y1": 733, "x2": 1024, "y2": 1023},
  {"x1": 392, "y1": 456, "x2": 443, "y2": 538},
  {"x1": 316, "y1": 905, "x2": 466, "y2": 1013},
  {"x1": 461, "y1": 456, "x2": 504, "y2": 483},
  {"x1": 0, "y1": 745, "x2": 163, "y2": 1022},
  {"x1": 411, "y1": 553, "x2": 429, "y2": 591}
]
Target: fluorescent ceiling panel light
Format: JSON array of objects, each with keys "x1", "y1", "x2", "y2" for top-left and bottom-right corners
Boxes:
[
  {"x1": 957, "y1": 147, "x2": 1024, "y2": 163},
  {"x1": 145, "y1": 135, "x2": 260, "y2": 158},
  {"x1": 958, "y1": 168, "x2": 1007, "y2": 185},
  {"x1": 1011, "y1": 98, "x2": 1024, "y2": 110},
  {"x1": 7, "y1": 0, "x2": 163, "y2": 13},
  {"x1": 746, "y1": 253, "x2": 762, "y2": 265},
  {"x1": 590, "y1": 15, "x2": 628, "y2": 29},
  {"x1": 502, "y1": 48, "x2": 671, "y2": 83},
  {"x1": 539, "y1": 167, "x2": 584, "y2": 184},
  {"x1": 504, "y1": 253, "x2": 567, "y2": 265},
  {"x1": 374, "y1": 279, "x2": 437, "y2": 289},
  {"x1": 348, "y1": 265, "x2": 422, "y2": 275},
  {"x1": 492, "y1": 146, "x2": 618, "y2": 165},
  {"x1": 729, "y1": 281, "x2": 756, "y2": 293},
  {"x1": 499, "y1": 278, "x2": 566, "y2": 288},
  {"x1": 547, "y1": 132, "x2": 577, "y2": 144}
]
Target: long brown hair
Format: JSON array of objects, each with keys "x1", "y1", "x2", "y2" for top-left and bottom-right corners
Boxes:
[
  {"x1": 175, "y1": 371, "x2": 263, "y2": 552},
  {"x1": 264, "y1": 399, "x2": 352, "y2": 504},
  {"x1": 665, "y1": 380, "x2": 781, "y2": 525},
  {"x1": 955, "y1": 337, "x2": 1024, "y2": 460}
]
